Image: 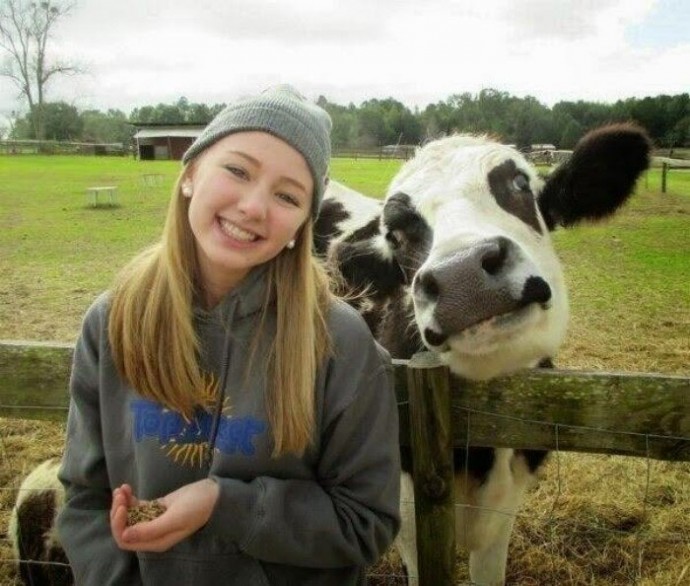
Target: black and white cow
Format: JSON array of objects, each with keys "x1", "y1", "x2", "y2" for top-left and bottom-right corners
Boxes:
[
  {"x1": 9, "y1": 458, "x2": 73, "y2": 585},
  {"x1": 314, "y1": 123, "x2": 651, "y2": 585}
]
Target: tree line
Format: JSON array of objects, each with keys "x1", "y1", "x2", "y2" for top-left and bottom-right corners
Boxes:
[{"x1": 5, "y1": 89, "x2": 689, "y2": 151}]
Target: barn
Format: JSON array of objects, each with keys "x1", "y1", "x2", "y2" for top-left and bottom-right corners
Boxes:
[{"x1": 131, "y1": 123, "x2": 204, "y2": 160}]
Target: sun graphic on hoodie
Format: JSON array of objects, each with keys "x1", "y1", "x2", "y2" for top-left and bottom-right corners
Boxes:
[{"x1": 163, "y1": 372, "x2": 230, "y2": 467}]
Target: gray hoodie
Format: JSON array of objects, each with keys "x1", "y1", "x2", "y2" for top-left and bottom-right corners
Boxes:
[{"x1": 57, "y1": 267, "x2": 401, "y2": 585}]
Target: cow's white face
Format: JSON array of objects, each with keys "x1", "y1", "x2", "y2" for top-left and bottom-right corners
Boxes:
[
  {"x1": 318, "y1": 124, "x2": 649, "y2": 380},
  {"x1": 386, "y1": 136, "x2": 569, "y2": 379}
]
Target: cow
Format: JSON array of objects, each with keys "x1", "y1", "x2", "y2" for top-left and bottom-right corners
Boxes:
[
  {"x1": 9, "y1": 123, "x2": 650, "y2": 586},
  {"x1": 8, "y1": 458, "x2": 73, "y2": 586},
  {"x1": 313, "y1": 123, "x2": 651, "y2": 585}
]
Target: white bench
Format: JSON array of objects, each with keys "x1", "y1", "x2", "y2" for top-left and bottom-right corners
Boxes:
[
  {"x1": 140, "y1": 173, "x2": 165, "y2": 187},
  {"x1": 86, "y1": 185, "x2": 118, "y2": 207}
]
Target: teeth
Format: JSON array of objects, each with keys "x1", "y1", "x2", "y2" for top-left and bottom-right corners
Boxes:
[{"x1": 219, "y1": 218, "x2": 257, "y2": 242}]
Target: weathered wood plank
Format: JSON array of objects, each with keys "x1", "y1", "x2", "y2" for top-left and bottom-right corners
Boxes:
[
  {"x1": 2, "y1": 343, "x2": 689, "y2": 461},
  {"x1": 407, "y1": 352, "x2": 456, "y2": 585},
  {"x1": 0, "y1": 340, "x2": 73, "y2": 420},
  {"x1": 451, "y1": 368, "x2": 690, "y2": 461}
]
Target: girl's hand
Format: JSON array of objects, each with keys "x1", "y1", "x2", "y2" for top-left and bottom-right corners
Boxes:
[{"x1": 110, "y1": 479, "x2": 220, "y2": 553}]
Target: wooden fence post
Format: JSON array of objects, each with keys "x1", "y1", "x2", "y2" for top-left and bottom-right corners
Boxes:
[
  {"x1": 661, "y1": 162, "x2": 668, "y2": 193},
  {"x1": 407, "y1": 352, "x2": 456, "y2": 585}
]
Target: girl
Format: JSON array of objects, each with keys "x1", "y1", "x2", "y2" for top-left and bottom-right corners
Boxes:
[{"x1": 57, "y1": 85, "x2": 401, "y2": 585}]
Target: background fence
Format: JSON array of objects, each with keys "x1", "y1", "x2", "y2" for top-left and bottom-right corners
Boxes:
[
  {"x1": 0, "y1": 140, "x2": 126, "y2": 156},
  {"x1": 1, "y1": 341, "x2": 689, "y2": 585}
]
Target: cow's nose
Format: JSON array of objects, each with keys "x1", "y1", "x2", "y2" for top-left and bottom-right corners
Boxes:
[
  {"x1": 415, "y1": 236, "x2": 515, "y2": 300},
  {"x1": 416, "y1": 237, "x2": 536, "y2": 335}
]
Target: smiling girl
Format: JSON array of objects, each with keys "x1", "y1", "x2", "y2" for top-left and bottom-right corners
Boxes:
[{"x1": 57, "y1": 85, "x2": 401, "y2": 586}]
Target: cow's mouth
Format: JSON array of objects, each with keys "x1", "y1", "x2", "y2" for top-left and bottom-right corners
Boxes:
[{"x1": 423, "y1": 299, "x2": 551, "y2": 350}]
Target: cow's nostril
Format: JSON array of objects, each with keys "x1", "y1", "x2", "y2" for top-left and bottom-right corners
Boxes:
[
  {"x1": 417, "y1": 271, "x2": 440, "y2": 300},
  {"x1": 481, "y1": 237, "x2": 509, "y2": 276},
  {"x1": 424, "y1": 328, "x2": 448, "y2": 347},
  {"x1": 522, "y1": 276, "x2": 552, "y2": 305}
]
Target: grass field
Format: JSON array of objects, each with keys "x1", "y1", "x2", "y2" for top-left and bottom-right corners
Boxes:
[{"x1": 0, "y1": 154, "x2": 689, "y2": 585}]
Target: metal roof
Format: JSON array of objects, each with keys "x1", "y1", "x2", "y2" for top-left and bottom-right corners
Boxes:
[{"x1": 134, "y1": 127, "x2": 203, "y2": 139}]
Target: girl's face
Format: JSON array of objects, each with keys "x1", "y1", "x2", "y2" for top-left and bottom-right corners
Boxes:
[{"x1": 186, "y1": 131, "x2": 313, "y2": 303}]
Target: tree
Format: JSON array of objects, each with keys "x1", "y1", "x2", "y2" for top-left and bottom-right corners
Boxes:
[
  {"x1": 42, "y1": 100, "x2": 81, "y2": 139},
  {"x1": 317, "y1": 97, "x2": 358, "y2": 149},
  {"x1": 81, "y1": 108, "x2": 131, "y2": 144},
  {"x1": 0, "y1": 0, "x2": 78, "y2": 140},
  {"x1": 12, "y1": 100, "x2": 80, "y2": 139}
]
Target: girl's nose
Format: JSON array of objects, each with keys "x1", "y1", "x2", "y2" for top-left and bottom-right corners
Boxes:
[{"x1": 237, "y1": 186, "x2": 268, "y2": 220}]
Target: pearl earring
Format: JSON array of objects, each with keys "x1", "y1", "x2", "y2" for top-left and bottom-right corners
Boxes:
[
  {"x1": 286, "y1": 239, "x2": 296, "y2": 250},
  {"x1": 182, "y1": 182, "x2": 193, "y2": 198}
]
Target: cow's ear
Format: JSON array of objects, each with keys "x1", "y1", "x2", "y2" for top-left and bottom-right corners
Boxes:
[
  {"x1": 383, "y1": 192, "x2": 430, "y2": 245},
  {"x1": 382, "y1": 192, "x2": 432, "y2": 283},
  {"x1": 537, "y1": 123, "x2": 651, "y2": 230}
]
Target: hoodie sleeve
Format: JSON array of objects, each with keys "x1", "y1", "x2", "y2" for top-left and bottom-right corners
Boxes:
[
  {"x1": 56, "y1": 296, "x2": 142, "y2": 586},
  {"x1": 205, "y1": 306, "x2": 401, "y2": 568}
]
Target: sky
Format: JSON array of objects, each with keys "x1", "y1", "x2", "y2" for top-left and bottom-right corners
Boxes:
[{"x1": 0, "y1": 0, "x2": 689, "y2": 120}]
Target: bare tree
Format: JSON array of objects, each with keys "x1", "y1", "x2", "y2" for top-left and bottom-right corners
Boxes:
[{"x1": 0, "y1": 0, "x2": 78, "y2": 140}]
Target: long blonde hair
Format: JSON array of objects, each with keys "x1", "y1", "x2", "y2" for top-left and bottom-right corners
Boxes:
[{"x1": 108, "y1": 172, "x2": 333, "y2": 456}]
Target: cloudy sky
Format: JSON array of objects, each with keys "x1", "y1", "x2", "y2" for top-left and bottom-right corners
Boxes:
[{"x1": 1, "y1": 0, "x2": 688, "y2": 118}]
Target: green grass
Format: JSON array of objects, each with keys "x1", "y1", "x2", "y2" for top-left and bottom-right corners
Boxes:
[
  {"x1": 0, "y1": 156, "x2": 688, "y2": 377},
  {"x1": 0, "y1": 155, "x2": 403, "y2": 341},
  {"x1": 331, "y1": 156, "x2": 403, "y2": 197},
  {"x1": 1, "y1": 156, "x2": 180, "y2": 340}
]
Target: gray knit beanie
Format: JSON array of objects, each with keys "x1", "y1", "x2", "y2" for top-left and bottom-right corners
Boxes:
[{"x1": 182, "y1": 85, "x2": 332, "y2": 216}]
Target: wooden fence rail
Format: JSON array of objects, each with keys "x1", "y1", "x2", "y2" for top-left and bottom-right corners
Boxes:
[{"x1": 2, "y1": 340, "x2": 690, "y2": 585}]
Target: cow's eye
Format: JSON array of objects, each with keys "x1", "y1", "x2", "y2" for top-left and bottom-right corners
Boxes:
[
  {"x1": 512, "y1": 173, "x2": 530, "y2": 192},
  {"x1": 385, "y1": 231, "x2": 401, "y2": 249}
]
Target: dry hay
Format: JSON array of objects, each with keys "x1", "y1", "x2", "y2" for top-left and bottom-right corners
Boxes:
[
  {"x1": 0, "y1": 419, "x2": 66, "y2": 586},
  {"x1": 2, "y1": 400, "x2": 690, "y2": 585},
  {"x1": 508, "y1": 454, "x2": 690, "y2": 585}
]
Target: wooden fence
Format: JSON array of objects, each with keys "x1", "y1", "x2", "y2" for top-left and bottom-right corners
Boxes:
[
  {"x1": 0, "y1": 139, "x2": 127, "y2": 156},
  {"x1": 1, "y1": 341, "x2": 689, "y2": 585},
  {"x1": 332, "y1": 145, "x2": 417, "y2": 160},
  {"x1": 652, "y1": 157, "x2": 690, "y2": 193}
]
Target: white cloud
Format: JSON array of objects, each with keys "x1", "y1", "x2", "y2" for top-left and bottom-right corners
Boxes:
[{"x1": 0, "y1": 0, "x2": 687, "y2": 118}]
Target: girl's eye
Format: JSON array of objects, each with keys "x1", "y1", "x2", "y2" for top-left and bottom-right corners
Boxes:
[
  {"x1": 277, "y1": 192, "x2": 300, "y2": 207},
  {"x1": 225, "y1": 165, "x2": 248, "y2": 179}
]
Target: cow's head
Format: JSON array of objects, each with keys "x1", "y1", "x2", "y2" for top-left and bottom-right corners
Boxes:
[{"x1": 382, "y1": 124, "x2": 651, "y2": 379}]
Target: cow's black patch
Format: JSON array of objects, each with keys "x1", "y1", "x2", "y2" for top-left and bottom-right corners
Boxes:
[
  {"x1": 512, "y1": 358, "x2": 554, "y2": 474},
  {"x1": 383, "y1": 192, "x2": 433, "y2": 283},
  {"x1": 15, "y1": 491, "x2": 73, "y2": 585},
  {"x1": 400, "y1": 446, "x2": 497, "y2": 486},
  {"x1": 457, "y1": 447, "x2": 496, "y2": 484},
  {"x1": 488, "y1": 160, "x2": 543, "y2": 234},
  {"x1": 521, "y1": 276, "x2": 552, "y2": 306},
  {"x1": 376, "y1": 291, "x2": 423, "y2": 359},
  {"x1": 516, "y1": 449, "x2": 550, "y2": 474},
  {"x1": 383, "y1": 192, "x2": 431, "y2": 243},
  {"x1": 344, "y1": 217, "x2": 380, "y2": 243},
  {"x1": 313, "y1": 199, "x2": 350, "y2": 256},
  {"x1": 333, "y1": 239, "x2": 405, "y2": 303}
]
